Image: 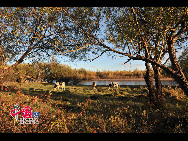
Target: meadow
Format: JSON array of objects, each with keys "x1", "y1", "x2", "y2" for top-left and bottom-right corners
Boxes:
[{"x1": 0, "y1": 82, "x2": 187, "y2": 133}]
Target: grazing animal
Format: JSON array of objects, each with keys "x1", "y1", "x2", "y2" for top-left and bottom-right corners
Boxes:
[
  {"x1": 61, "y1": 82, "x2": 66, "y2": 91},
  {"x1": 54, "y1": 82, "x2": 59, "y2": 90},
  {"x1": 108, "y1": 82, "x2": 119, "y2": 90},
  {"x1": 54, "y1": 82, "x2": 65, "y2": 91},
  {"x1": 92, "y1": 82, "x2": 97, "y2": 90}
]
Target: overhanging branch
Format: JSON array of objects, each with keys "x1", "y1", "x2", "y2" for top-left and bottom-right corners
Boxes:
[
  {"x1": 124, "y1": 58, "x2": 131, "y2": 64},
  {"x1": 88, "y1": 49, "x2": 110, "y2": 62},
  {"x1": 61, "y1": 8, "x2": 181, "y2": 81}
]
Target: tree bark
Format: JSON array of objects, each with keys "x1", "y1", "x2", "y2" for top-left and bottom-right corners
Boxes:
[
  {"x1": 130, "y1": 55, "x2": 188, "y2": 96},
  {"x1": 144, "y1": 61, "x2": 156, "y2": 105},
  {"x1": 167, "y1": 32, "x2": 188, "y2": 95},
  {"x1": 90, "y1": 30, "x2": 188, "y2": 96},
  {"x1": 143, "y1": 42, "x2": 158, "y2": 107},
  {"x1": 152, "y1": 64, "x2": 163, "y2": 104},
  {"x1": 170, "y1": 71, "x2": 188, "y2": 95},
  {"x1": 11, "y1": 47, "x2": 33, "y2": 69}
]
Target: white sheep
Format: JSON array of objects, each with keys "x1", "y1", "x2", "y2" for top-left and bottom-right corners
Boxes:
[
  {"x1": 54, "y1": 82, "x2": 65, "y2": 91},
  {"x1": 108, "y1": 82, "x2": 118, "y2": 90}
]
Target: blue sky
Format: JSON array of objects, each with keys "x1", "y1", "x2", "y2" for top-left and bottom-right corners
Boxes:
[
  {"x1": 54, "y1": 18, "x2": 147, "y2": 72},
  {"x1": 56, "y1": 51, "x2": 146, "y2": 72},
  {"x1": 55, "y1": 44, "x2": 186, "y2": 72},
  {"x1": 22, "y1": 44, "x2": 185, "y2": 72},
  {"x1": 22, "y1": 39, "x2": 186, "y2": 72},
  {"x1": 22, "y1": 13, "x2": 187, "y2": 72}
]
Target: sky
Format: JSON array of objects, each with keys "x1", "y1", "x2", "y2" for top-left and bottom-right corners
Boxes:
[
  {"x1": 53, "y1": 18, "x2": 148, "y2": 72},
  {"x1": 22, "y1": 43, "x2": 185, "y2": 72},
  {"x1": 21, "y1": 11, "x2": 187, "y2": 72},
  {"x1": 56, "y1": 51, "x2": 146, "y2": 72},
  {"x1": 54, "y1": 43, "x2": 186, "y2": 72},
  {"x1": 54, "y1": 17, "x2": 187, "y2": 72},
  {"x1": 22, "y1": 31, "x2": 186, "y2": 72}
]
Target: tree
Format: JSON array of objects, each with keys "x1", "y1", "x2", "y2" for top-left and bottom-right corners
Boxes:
[
  {"x1": 84, "y1": 7, "x2": 188, "y2": 97},
  {"x1": 1, "y1": 7, "x2": 188, "y2": 97},
  {"x1": 0, "y1": 7, "x2": 102, "y2": 87},
  {"x1": 0, "y1": 7, "x2": 101, "y2": 69},
  {"x1": 179, "y1": 47, "x2": 188, "y2": 79},
  {"x1": 96, "y1": 7, "x2": 188, "y2": 102},
  {"x1": 59, "y1": 7, "x2": 188, "y2": 101}
]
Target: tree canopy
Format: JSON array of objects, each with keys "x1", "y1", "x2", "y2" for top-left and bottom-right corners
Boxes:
[
  {"x1": 0, "y1": 7, "x2": 188, "y2": 96},
  {"x1": 0, "y1": 7, "x2": 102, "y2": 67}
]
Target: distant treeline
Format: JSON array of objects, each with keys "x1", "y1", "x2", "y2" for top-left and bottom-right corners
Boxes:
[{"x1": 2, "y1": 63, "x2": 170, "y2": 84}]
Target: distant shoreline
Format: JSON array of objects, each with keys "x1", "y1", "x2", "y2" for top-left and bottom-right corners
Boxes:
[{"x1": 89, "y1": 78, "x2": 174, "y2": 81}]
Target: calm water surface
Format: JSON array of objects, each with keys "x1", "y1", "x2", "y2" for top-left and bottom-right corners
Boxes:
[{"x1": 78, "y1": 80, "x2": 178, "y2": 86}]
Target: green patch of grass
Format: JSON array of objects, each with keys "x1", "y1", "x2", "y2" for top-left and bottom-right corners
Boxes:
[{"x1": 0, "y1": 82, "x2": 187, "y2": 133}]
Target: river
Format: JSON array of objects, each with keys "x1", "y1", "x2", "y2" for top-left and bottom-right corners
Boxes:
[{"x1": 77, "y1": 79, "x2": 178, "y2": 86}]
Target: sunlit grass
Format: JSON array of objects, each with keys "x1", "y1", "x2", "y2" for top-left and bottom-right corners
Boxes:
[{"x1": 0, "y1": 82, "x2": 187, "y2": 133}]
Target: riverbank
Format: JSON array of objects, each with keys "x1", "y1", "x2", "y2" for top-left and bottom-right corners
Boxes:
[{"x1": 89, "y1": 77, "x2": 174, "y2": 81}]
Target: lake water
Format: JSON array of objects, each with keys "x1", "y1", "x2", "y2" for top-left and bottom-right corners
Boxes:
[{"x1": 77, "y1": 80, "x2": 178, "y2": 86}]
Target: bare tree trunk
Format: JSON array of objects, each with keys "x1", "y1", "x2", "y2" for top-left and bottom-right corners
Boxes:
[
  {"x1": 167, "y1": 35, "x2": 188, "y2": 95},
  {"x1": 144, "y1": 60, "x2": 156, "y2": 107},
  {"x1": 144, "y1": 42, "x2": 162, "y2": 108},
  {"x1": 152, "y1": 64, "x2": 164, "y2": 104},
  {"x1": 170, "y1": 71, "x2": 188, "y2": 95},
  {"x1": 126, "y1": 51, "x2": 188, "y2": 96}
]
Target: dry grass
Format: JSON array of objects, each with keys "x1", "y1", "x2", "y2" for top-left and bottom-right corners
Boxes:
[{"x1": 0, "y1": 82, "x2": 187, "y2": 133}]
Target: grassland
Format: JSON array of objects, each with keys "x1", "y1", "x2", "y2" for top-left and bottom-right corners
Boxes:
[{"x1": 0, "y1": 82, "x2": 187, "y2": 133}]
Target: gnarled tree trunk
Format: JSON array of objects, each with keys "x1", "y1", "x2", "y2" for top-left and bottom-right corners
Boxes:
[
  {"x1": 152, "y1": 64, "x2": 164, "y2": 105},
  {"x1": 167, "y1": 31, "x2": 188, "y2": 95},
  {"x1": 144, "y1": 61, "x2": 156, "y2": 105}
]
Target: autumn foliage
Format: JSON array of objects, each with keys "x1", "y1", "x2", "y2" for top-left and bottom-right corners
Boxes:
[{"x1": 2, "y1": 62, "x2": 149, "y2": 84}]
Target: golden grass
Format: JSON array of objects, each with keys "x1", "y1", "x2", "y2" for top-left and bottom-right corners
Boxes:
[{"x1": 0, "y1": 82, "x2": 187, "y2": 133}]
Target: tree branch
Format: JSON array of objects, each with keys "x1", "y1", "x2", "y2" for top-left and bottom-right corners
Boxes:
[
  {"x1": 61, "y1": 7, "x2": 182, "y2": 82},
  {"x1": 163, "y1": 57, "x2": 170, "y2": 65},
  {"x1": 88, "y1": 49, "x2": 110, "y2": 62},
  {"x1": 94, "y1": 37, "x2": 178, "y2": 78},
  {"x1": 173, "y1": 21, "x2": 187, "y2": 42},
  {"x1": 10, "y1": 46, "x2": 33, "y2": 69},
  {"x1": 124, "y1": 58, "x2": 131, "y2": 64}
]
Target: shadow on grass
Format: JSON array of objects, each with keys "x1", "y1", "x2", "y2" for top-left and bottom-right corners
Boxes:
[
  {"x1": 1, "y1": 84, "x2": 187, "y2": 133},
  {"x1": 1, "y1": 84, "x2": 186, "y2": 107},
  {"x1": 40, "y1": 82, "x2": 54, "y2": 86}
]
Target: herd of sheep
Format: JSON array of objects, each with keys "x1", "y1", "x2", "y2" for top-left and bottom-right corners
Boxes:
[{"x1": 53, "y1": 81, "x2": 119, "y2": 91}]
